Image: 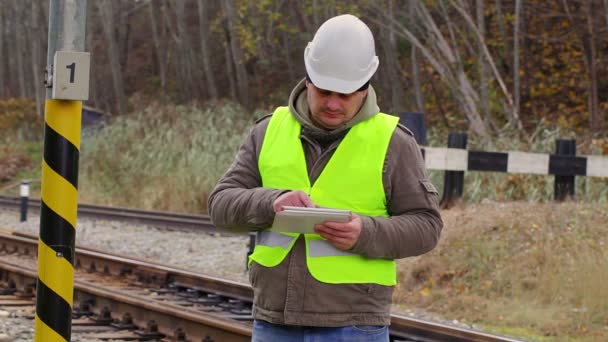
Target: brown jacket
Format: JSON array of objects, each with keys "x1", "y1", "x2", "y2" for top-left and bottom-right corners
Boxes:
[{"x1": 208, "y1": 79, "x2": 443, "y2": 327}]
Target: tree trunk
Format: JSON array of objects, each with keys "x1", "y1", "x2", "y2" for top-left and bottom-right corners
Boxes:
[
  {"x1": 159, "y1": 1, "x2": 175, "y2": 92},
  {"x1": 97, "y1": 0, "x2": 128, "y2": 114},
  {"x1": 0, "y1": 7, "x2": 5, "y2": 98},
  {"x1": 513, "y1": 0, "x2": 522, "y2": 122},
  {"x1": 409, "y1": 0, "x2": 424, "y2": 113},
  {"x1": 381, "y1": 0, "x2": 403, "y2": 114},
  {"x1": 561, "y1": 0, "x2": 601, "y2": 132},
  {"x1": 224, "y1": 34, "x2": 237, "y2": 102},
  {"x1": 148, "y1": 1, "x2": 167, "y2": 90},
  {"x1": 31, "y1": 0, "x2": 44, "y2": 116},
  {"x1": 605, "y1": 0, "x2": 608, "y2": 31},
  {"x1": 477, "y1": 0, "x2": 489, "y2": 122},
  {"x1": 312, "y1": 0, "x2": 320, "y2": 28},
  {"x1": 451, "y1": 0, "x2": 524, "y2": 132},
  {"x1": 494, "y1": 0, "x2": 509, "y2": 67},
  {"x1": 405, "y1": 1, "x2": 489, "y2": 137},
  {"x1": 14, "y1": 2, "x2": 27, "y2": 98},
  {"x1": 174, "y1": 0, "x2": 196, "y2": 101},
  {"x1": 197, "y1": 0, "x2": 219, "y2": 99},
  {"x1": 222, "y1": 0, "x2": 250, "y2": 108},
  {"x1": 118, "y1": 1, "x2": 131, "y2": 71},
  {"x1": 293, "y1": 3, "x2": 313, "y2": 34},
  {"x1": 583, "y1": 1, "x2": 601, "y2": 131},
  {"x1": 282, "y1": 30, "x2": 296, "y2": 84},
  {"x1": 87, "y1": 1, "x2": 97, "y2": 107}
]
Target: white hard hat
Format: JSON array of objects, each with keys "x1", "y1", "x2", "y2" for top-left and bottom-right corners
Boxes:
[{"x1": 304, "y1": 14, "x2": 379, "y2": 94}]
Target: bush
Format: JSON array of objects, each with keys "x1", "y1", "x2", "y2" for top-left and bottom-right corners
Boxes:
[
  {"x1": 79, "y1": 101, "x2": 257, "y2": 213},
  {"x1": 0, "y1": 98, "x2": 42, "y2": 142}
]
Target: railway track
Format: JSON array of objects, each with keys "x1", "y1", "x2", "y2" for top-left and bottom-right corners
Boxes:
[
  {"x1": 0, "y1": 195, "x2": 217, "y2": 233},
  {"x1": 0, "y1": 228, "x2": 522, "y2": 342}
]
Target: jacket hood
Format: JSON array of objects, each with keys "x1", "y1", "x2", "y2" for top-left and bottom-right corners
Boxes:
[{"x1": 287, "y1": 78, "x2": 380, "y2": 135}]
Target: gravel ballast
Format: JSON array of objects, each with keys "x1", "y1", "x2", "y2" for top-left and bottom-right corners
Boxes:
[
  {"x1": 0, "y1": 208, "x2": 251, "y2": 283},
  {"x1": 0, "y1": 208, "x2": 478, "y2": 341},
  {"x1": 0, "y1": 208, "x2": 250, "y2": 341}
]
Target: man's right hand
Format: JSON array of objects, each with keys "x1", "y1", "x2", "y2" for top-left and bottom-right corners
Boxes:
[{"x1": 273, "y1": 191, "x2": 316, "y2": 212}]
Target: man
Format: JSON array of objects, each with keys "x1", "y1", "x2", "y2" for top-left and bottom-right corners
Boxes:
[{"x1": 208, "y1": 14, "x2": 442, "y2": 342}]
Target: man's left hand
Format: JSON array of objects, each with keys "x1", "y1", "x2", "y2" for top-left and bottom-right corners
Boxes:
[{"x1": 314, "y1": 214, "x2": 362, "y2": 250}]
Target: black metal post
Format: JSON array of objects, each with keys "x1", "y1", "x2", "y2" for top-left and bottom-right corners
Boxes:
[
  {"x1": 440, "y1": 133, "x2": 468, "y2": 208},
  {"x1": 20, "y1": 181, "x2": 29, "y2": 222},
  {"x1": 554, "y1": 139, "x2": 576, "y2": 201},
  {"x1": 398, "y1": 112, "x2": 427, "y2": 145}
]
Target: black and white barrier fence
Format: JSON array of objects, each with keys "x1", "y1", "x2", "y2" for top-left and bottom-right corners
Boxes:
[
  {"x1": 397, "y1": 113, "x2": 608, "y2": 208},
  {"x1": 421, "y1": 135, "x2": 608, "y2": 207}
]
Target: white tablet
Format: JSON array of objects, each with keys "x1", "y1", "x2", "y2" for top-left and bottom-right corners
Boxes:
[{"x1": 270, "y1": 207, "x2": 351, "y2": 234}]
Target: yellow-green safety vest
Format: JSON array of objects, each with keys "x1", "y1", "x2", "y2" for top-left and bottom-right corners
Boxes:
[{"x1": 250, "y1": 106, "x2": 398, "y2": 285}]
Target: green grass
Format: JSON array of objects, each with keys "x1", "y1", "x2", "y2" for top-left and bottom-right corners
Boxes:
[
  {"x1": 2, "y1": 105, "x2": 607, "y2": 210},
  {"x1": 78, "y1": 101, "x2": 256, "y2": 213}
]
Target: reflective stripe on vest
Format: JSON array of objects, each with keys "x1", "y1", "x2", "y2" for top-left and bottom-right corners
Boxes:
[
  {"x1": 257, "y1": 231, "x2": 294, "y2": 249},
  {"x1": 251, "y1": 231, "x2": 298, "y2": 267},
  {"x1": 308, "y1": 239, "x2": 359, "y2": 257},
  {"x1": 250, "y1": 106, "x2": 398, "y2": 285}
]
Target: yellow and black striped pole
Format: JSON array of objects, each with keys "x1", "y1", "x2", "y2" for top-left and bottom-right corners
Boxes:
[
  {"x1": 35, "y1": 100, "x2": 81, "y2": 341},
  {"x1": 36, "y1": 1, "x2": 88, "y2": 341}
]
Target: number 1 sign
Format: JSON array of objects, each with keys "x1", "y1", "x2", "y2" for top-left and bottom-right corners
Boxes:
[{"x1": 52, "y1": 51, "x2": 91, "y2": 101}]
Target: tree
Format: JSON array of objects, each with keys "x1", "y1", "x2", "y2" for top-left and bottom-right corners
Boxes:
[
  {"x1": 513, "y1": 0, "x2": 523, "y2": 123},
  {"x1": 30, "y1": 0, "x2": 44, "y2": 116},
  {"x1": 0, "y1": 6, "x2": 5, "y2": 98},
  {"x1": 409, "y1": 0, "x2": 425, "y2": 113},
  {"x1": 563, "y1": 0, "x2": 603, "y2": 132},
  {"x1": 97, "y1": 0, "x2": 128, "y2": 113},
  {"x1": 197, "y1": 0, "x2": 219, "y2": 99},
  {"x1": 173, "y1": 0, "x2": 198, "y2": 100},
  {"x1": 222, "y1": 0, "x2": 250, "y2": 109},
  {"x1": 379, "y1": 0, "x2": 404, "y2": 114},
  {"x1": 373, "y1": 1, "x2": 490, "y2": 137},
  {"x1": 14, "y1": 1, "x2": 27, "y2": 98},
  {"x1": 477, "y1": 0, "x2": 490, "y2": 123}
]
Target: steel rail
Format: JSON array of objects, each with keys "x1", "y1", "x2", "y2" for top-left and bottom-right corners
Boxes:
[
  {"x1": 0, "y1": 229, "x2": 522, "y2": 342},
  {"x1": 0, "y1": 195, "x2": 219, "y2": 233},
  {"x1": 0, "y1": 229, "x2": 253, "y2": 302},
  {"x1": 390, "y1": 314, "x2": 523, "y2": 342},
  {"x1": 0, "y1": 260, "x2": 252, "y2": 341}
]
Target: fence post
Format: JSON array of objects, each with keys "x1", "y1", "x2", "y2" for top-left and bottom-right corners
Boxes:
[
  {"x1": 20, "y1": 180, "x2": 30, "y2": 222},
  {"x1": 398, "y1": 112, "x2": 427, "y2": 145},
  {"x1": 554, "y1": 139, "x2": 576, "y2": 201},
  {"x1": 440, "y1": 133, "x2": 468, "y2": 208}
]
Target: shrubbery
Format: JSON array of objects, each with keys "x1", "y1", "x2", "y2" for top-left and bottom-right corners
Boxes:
[
  {"x1": 0, "y1": 98, "x2": 42, "y2": 142},
  {"x1": 79, "y1": 100, "x2": 258, "y2": 212}
]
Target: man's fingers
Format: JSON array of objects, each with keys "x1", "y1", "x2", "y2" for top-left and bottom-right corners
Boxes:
[
  {"x1": 297, "y1": 192, "x2": 316, "y2": 208},
  {"x1": 273, "y1": 191, "x2": 317, "y2": 212},
  {"x1": 315, "y1": 225, "x2": 353, "y2": 239},
  {"x1": 321, "y1": 221, "x2": 352, "y2": 231}
]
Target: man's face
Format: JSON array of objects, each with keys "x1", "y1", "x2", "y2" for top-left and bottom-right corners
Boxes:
[{"x1": 306, "y1": 81, "x2": 368, "y2": 130}]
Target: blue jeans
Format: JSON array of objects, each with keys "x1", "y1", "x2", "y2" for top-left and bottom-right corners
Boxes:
[{"x1": 252, "y1": 320, "x2": 389, "y2": 342}]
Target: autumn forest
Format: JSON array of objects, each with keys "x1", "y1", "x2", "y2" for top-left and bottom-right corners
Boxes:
[{"x1": 0, "y1": 0, "x2": 607, "y2": 139}]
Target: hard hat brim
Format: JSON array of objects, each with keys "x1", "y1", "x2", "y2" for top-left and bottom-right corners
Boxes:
[{"x1": 305, "y1": 56, "x2": 379, "y2": 94}]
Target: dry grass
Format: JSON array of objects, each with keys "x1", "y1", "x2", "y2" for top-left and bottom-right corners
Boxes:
[
  {"x1": 394, "y1": 201, "x2": 608, "y2": 341},
  {"x1": 78, "y1": 100, "x2": 256, "y2": 212}
]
